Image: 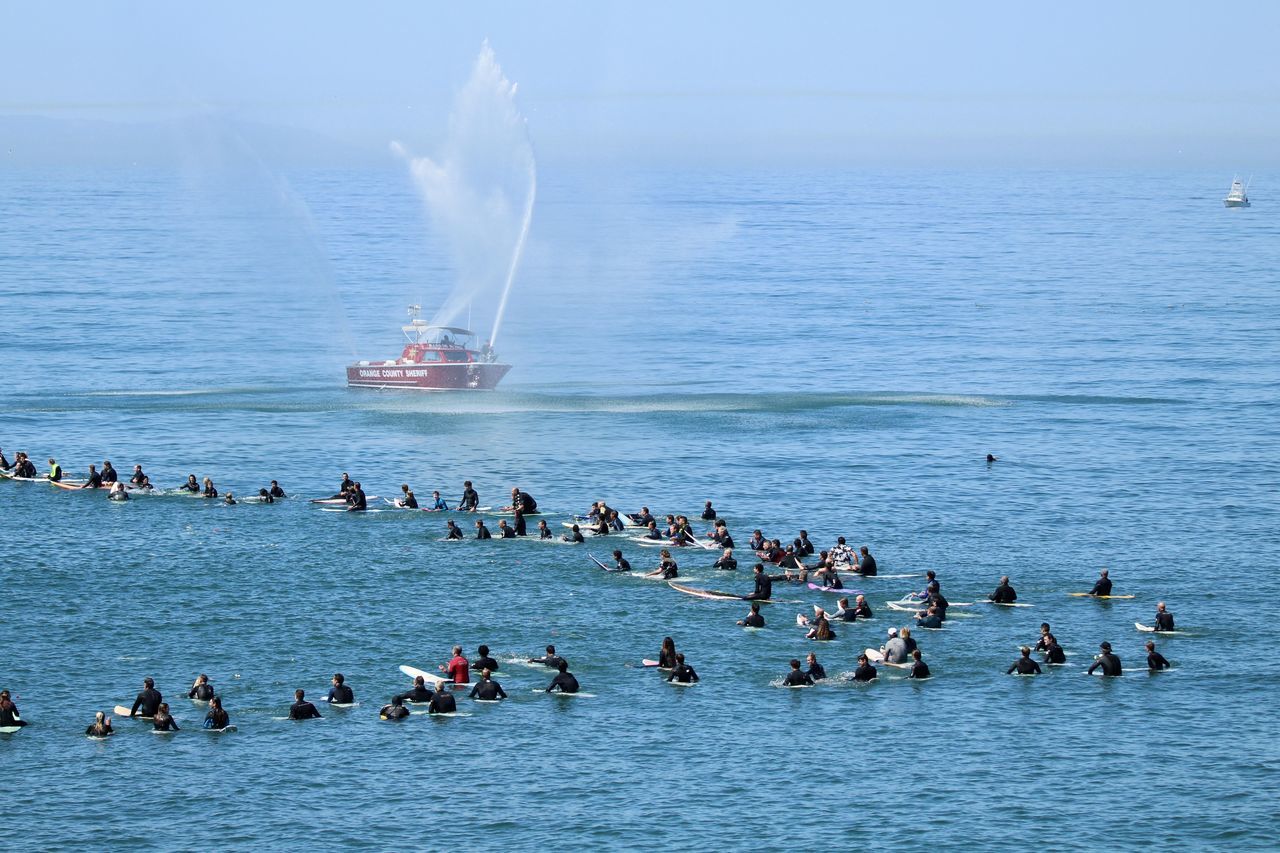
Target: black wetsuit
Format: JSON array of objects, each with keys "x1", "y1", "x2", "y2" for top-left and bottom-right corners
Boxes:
[
  {"x1": 1147, "y1": 651, "x2": 1171, "y2": 671},
  {"x1": 714, "y1": 556, "x2": 738, "y2": 571},
  {"x1": 446, "y1": 526, "x2": 463, "y2": 540},
  {"x1": 742, "y1": 611, "x2": 765, "y2": 628},
  {"x1": 927, "y1": 593, "x2": 947, "y2": 620},
  {"x1": 991, "y1": 583, "x2": 1017, "y2": 603},
  {"x1": 290, "y1": 700, "x2": 322, "y2": 719},
  {"x1": 154, "y1": 712, "x2": 180, "y2": 730},
  {"x1": 798, "y1": 538, "x2": 814, "y2": 555},
  {"x1": 857, "y1": 554, "x2": 877, "y2": 576},
  {"x1": 101, "y1": 466, "x2": 117, "y2": 484},
  {"x1": 1044, "y1": 643, "x2": 1067, "y2": 665},
  {"x1": 459, "y1": 488, "x2": 479, "y2": 511},
  {"x1": 0, "y1": 701, "x2": 26, "y2": 727},
  {"x1": 855, "y1": 601, "x2": 874, "y2": 619},
  {"x1": 180, "y1": 480, "x2": 199, "y2": 492},
  {"x1": 402, "y1": 492, "x2": 419, "y2": 509},
  {"x1": 203, "y1": 485, "x2": 218, "y2": 498},
  {"x1": 470, "y1": 679, "x2": 507, "y2": 700},
  {"x1": 84, "y1": 471, "x2": 103, "y2": 488},
  {"x1": 130, "y1": 688, "x2": 162, "y2": 717},
  {"x1": 1088, "y1": 653, "x2": 1123, "y2": 676},
  {"x1": 381, "y1": 704, "x2": 410, "y2": 720},
  {"x1": 473, "y1": 656, "x2": 500, "y2": 672},
  {"x1": 547, "y1": 672, "x2": 580, "y2": 693},
  {"x1": 779, "y1": 554, "x2": 801, "y2": 569},
  {"x1": 564, "y1": 530, "x2": 584, "y2": 543},
  {"x1": 744, "y1": 574, "x2": 773, "y2": 601},
  {"x1": 658, "y1": 649, "x2": 677, "y2": 669},
  {"x1": 538, "y1": 526, "x2": 552, "y2": 539},
  {"x1": 205, "y1": 708, "x2": 229, "y2": 729},
  {"x1": 270, "y1": 485, "x2": 286, "y2": 498},
  {"x1": 807, "y1": 662, "x2": 827, "y2": 681},
  {"x1": 476, "y1": 525, "x2": 492, "y2": 540},
  {"x1": 399, "y1": 685, "x2": 435, "y2": 703},
  {"x1": 1154, "y1": 611, "x2": 1175, "y2": 632},
  {"x1": 668, "y1": 663, "x2": 699, "y2": 683},
  {"x1": 328, "y1": 685, "x2": 354, "y2": 704},
  {"x1": 189, "y1": 683, "x2": 215, "y2": 701},
  {"x1": 614, "y1": 557, "x2": 632, "y2": 572},
  {"x1": 659, "y1": 559, "x2": 678, "y2": 580},
  {"x1": 85, "y1": 722, "x2": 113, "y2": 736},
  {"x1": 130, "y1": 470, "x2": 146, "y2": 485},
  {"x1": 916, "y1": 613, "x2": 942, "y2": 629},
  {"x1": 783, "y1": 670, "x2": 813, "y2": 687},
  {"x1": 832, "y1": 607, "x2": 856, "y2": 623},
  {"x1": 532, "y1": 655, "x2": 566, "y2": 670},
  {"x1": 902, "y1": 636, "x2": 918, "y2": 655},
  {"x1": 17, "y1": 460, "x2": 36, "y2": 477},
  {"x1": 701, "y1": 507, "x2": 717, "y2": 520},
  {"x1": 1089, "y1": 577, "x2": 1113, "y2": 596},
  {"x1": 499, "y1": 526, "x2": 516, "y2": 538},
  {"x1": 348, "y1": 489, "x2": 367, "y2": 510},
  {"x1": 1008, "y1": 657, "x2": 1042, "y2": 675},
  {"x1": 853, "y1": 663, "x2": 878, "y2": 682},
  {"x1": 720, "y1": 534, "x2": 735, "y2": 549},
  {"x1": 909, "y1": 660, "x2": 931, "y2": 679},
  {"x1": 428, "y1": 691, "x2": 457, "y2": 714},
  {"x1": 516, "y1": 492, "x2": 538, "y2": 513}
]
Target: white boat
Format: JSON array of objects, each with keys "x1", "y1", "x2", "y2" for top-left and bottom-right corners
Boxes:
[{"x1": 1224, "y1": 177, "x2": 1251, "y2": 208}]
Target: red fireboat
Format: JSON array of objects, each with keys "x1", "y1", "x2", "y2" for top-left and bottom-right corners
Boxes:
[{"x1": 346, "y1": 306, "x2": 512, "y2": 391}]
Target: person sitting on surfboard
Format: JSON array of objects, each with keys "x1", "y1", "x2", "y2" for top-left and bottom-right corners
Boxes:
[
  {"x1": 537, "y1": 519, "x2": 552, "y2": 539},
  {"x1": 853, "y1": 654, "x2": 878, "y2": 682},
  {"x1": 1145, "y1": 641, "x2": 1170, "y2": 671},
  {"x1": 830, "y1": 597, "x2": 856, "y2": 623},
  {"x1": 258, "y1": 488, "x2": 274, "y2": 503},
  {"x1": 1086, "y1": 641, "x2": 1123, "y2": 677},
  {"x1": 0, "y1": 690, "x2": 27, "y2": 728},
  {"x1": 854, "y1": 594, "x2": 874, "y2": 619},
  {"x1": 442, "y1": 647, "x2": 471, "y2": 684},
  {"x1": 1153, "y1": 602, "x2": 1175, "y2": 632},
  {"x1": 561, "y1": 524, "x2": 584, "y2": 543},
  {"x1": 15, "y1": 454, "x2": 36, "y2": 478},
  {"x1": 346, "y1": 482, "x2": 367, "y2": 511},
  {"x1": 128, "y1": 464, "x2": 145, "y2": 485},
  {"x1": 629, "y1": 507, "x2": 655, "y2": 527},
  {"x1": 545, "y1": 660, "x2": 580, "y2": 694},
  {"x1": 882, "y1": 627, "x2": 908, "y2": 663},
  {"x1": 474, "y1": 519, "x2": 492, "y2": 539},
  {"x1": 46, "y1": 458, "x2": 62, "y2": 482},
  {"x1": 179, "y1": 474, "x2": 199, "y2": 492},
  {"x1": 269, "y1": 480, "x2": 286, "y2": 499},
  {"x1": 289, "y1": 689, "x2": 322, "y2": 720},
  {"x1": 611, "y1": 550, "x2": 631, "y2": 572},
  {"x1": 79, "y1": 464, "x2": 102, "y2": 489},
  {"x1": 1008, "y1": 648, "x2": 1039, "y2": 676},
  {"x1": 829, "y1": 536, "x2": 856, "y2": 569},
  {"x1": 327, "y1": 674, "x2": 354, "y2": 705},
  {"x1": 855, "y1": 546, "x2": 877, "y2": 576},
  {"x1": 397, "y1": 484, "x2": 418, "y2": 509},
  {"x1": 782, "y1": 659, "x2": 814, "y2": 687},
  {"x1": 201, "y1": 477, "x2": 218, "y2": 498},
  {"x1": 658, "y1": 638, "x2": 678, "y2": 669},
  {"x1": 497, "y1": 519, "x2": 516, "y2": 538},
  {"x1": 805, "y1": 652, "x2": 826, "y2": 681},
  {"x1": 100, "y1": 460, "x2": 117, "y2": 483},
  {"x1": 591, "y1": 516, "x2": 610, "y2": 536},
  {"x1": 458, "y1": 480, "x2": 479, "y2": 511},
  {"x1": 1042, "y1": 634, "x2": 1066, "y2": 665},
  {"x1": 85, "y1": 711, "x2": 113, "y2": 737},
  {"x1": 743, "y1": 564, "x2": 779, "y2": 601},
  {"x1": 528, "y1": 645, "x2": 566, "y2": 670},
  {"x1": 188, "y1": 674, "x2": 214, "y2": 702},
  {"x1": 399, "y1": 676, "x2": 435, "y2": 704},
  {"x1": 908, "y1": 650, "x2": 930, "y2": 679},
  {"x1": 379, "y1": 696, "x2": 410, "y2": 720},
  {"x1": 737, "y1": 602, "x2": 765, "y2": 628},
  {"x1": 645, "y1": 550, "x2": 678, "y2": 580},
  {"x1": 108, "y1": 481, "x2": 129, "y2": 501},
  {"x1": 797, "y1": 530, "x2": 815, "y2": 556},
  {"x1": 427, "y1": 688, "x2": 457, "y2": 714},
  {"x1": 667, "y1": 654, "x2": 698, "y2": 684},
  {"x1": 700, "y1": 501, "x2": 717, "y2": 521},
  {"x1": 916, "y1": 604, "x2": 942, "y2": 630},
  {"x1": 469, "y1": 669, "x2": 507, "y2": 701},
  {"x1": 152, "y1": 703, "x2": 179, "y2": 732},
  {"x1": 814, "y1": 563, "x2": 842, "y2": 590},
  {"x1": 1033, "y1": 623, "x2": 1052, "y2": 652},
  {"x1": 713, "y1": 548, "x2": 737, "y2": 571},
  {"x1": 472, "y1": 645, "x2": 499, "y2": 673},
  {"x1": 779, "y1": 545, "x2": 804, "y2": 570},
  {"x1": 641, "y1": 521, "x2": 663, "y2": 540},
  {"x1": 1087, "y1": 569, "x2": 1113, "y2": 597},
  {"x1": 445, "y1": 520, "x2": 464, "y2": 540},
  {"x1": 990, "y1": 576, "x2": 1017, "y2": 603},
  {"x1": 129, "y1": 677, "x2": 162, "y2": 717}
]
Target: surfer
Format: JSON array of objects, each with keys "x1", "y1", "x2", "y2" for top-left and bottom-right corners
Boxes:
[
  {"x1": 562, "y1": 524, "x2": 584, "y2": 543},
  {"x1": 529, "y1": 645, "x2": 566, "y2": 669},
  {"x1": 46, "y1": 458, "x2": 62, "y2": 482},
  {"x1": 85, "y1": 711, "x2": 114, "y2": 737},
  {"x1": 152, "y1": 701, "x2": 180, "y2": 732},
  {"x1": 814, "y1": 563, "x2": 843, "y2": 590},
  {"x1": 459, "y1": 480, "x2": 479, "y2": 512},
  {"x1": 445, "y1": 520, "x2": 463, "y2": 540},
  {"x1": 0, "y1": 690, "x2": 26, "y2": 728},
  {"x1": 258, "y1": 488, "x2": 274, "y2": 503},
  {"x1": 990, "y1": 576, "x2": 1017, "y2": 603},
  {"x1": 631, "y1": 507, "x2": 655, "y2": 527},
  {"x1": 882, "y1": 627, "x2": 908, "y2": 664},
  {"x1": 701, "y1": 501, "x2": 717, "y2": 521},
  {"x1": 399, "y1": 675, "x2": 435, "y2": 704},
  {"x1": 1153, "y1": 602, "x2": 1175, "y2": 632},
  {"x1": 658, "y1": 637, "x2": 678, "y2": 669},
  {"x1": 667, "y1": 654, "x2": 699, "y2": 684},
  {"x1": 346, "y1": 482, "x2": 367, "y2": 511},
  {"x1": 497, "y1": 519, "x2": 516, "y2": 538},
  {"x1": 101, "y1": 460, "x2": 117, "y2": 483},
  {"x1": 783, "y1": 659, "x2": 814, "y2": 687},
  {"x1": 611, "y1": 550, "x2": 632, "y2": 572},
  {"x1": 854, "y1": 594, "x2": 874, "y2": 619},
  {"x1": 180, "y1": 474, "x2": 199, "y2": 492},
  {"x1": 1042, "y1": 634, "x2": 1066, "y2": 664},
  {"x1": 853, "y1": 654, "x2": 878, "y2": 682},
  {"x1": 474, "y1": 519, "x2": 492, "y2": 539},
  {"x1": 916, "y1": 604, "x2": 943, "y2": 630},
  {"x1": 129, "y1": 677, "x2": 162, "y2": 717},
  {"x1": 129, "y1": 465, "x2": 145, "y2": 485},
  {"x1": 737, "y1": 602, "x2": 765, "y2": 627},
  {"x1": 427, "y1": 687, "x2": 457, "y2": 714},
  {"x1": 805, "y1": 652, "x2": 826, "y2": 681},
  {"x1": 204, "y1": 697, "x2": 229, "y2": 730},
  {"x1": 1008, "y1": 647, "x2": 1042, "y2": 675},
  {"x1": 0, "y1": 448, "x2": 9, "y2": 470},
  {"x1": 80, "y1": 464, "x2": 102, "y2": 489},
  {"x1": 1034, "y1": 623, "x2": 1052, "y2": 652},
  {"x1": 831, "y1": 597, "x2": 857, "y2": 623},
  {"x1": 508, "y1": 487, "x2": 538, "y2": 514},
  {"x1": 469, "y1": 669, "x2": 507, "y2": 701},
  {"x1": 188, "y1": 674, "x2": 214, "y2": 701},
  {"x1": 269, "y1": 480, "x2": 286, "y2": 498},
  {"x1": 224, "y1": 492, "x2": 237, "y2": 505},
  {"x1": 1145, "y1": 641, "x2": 1171, "y2": 671},
  {"x1": 537, "y1": 519, "x2": 552, "y2": 539},
  {"x1": 427, "y1": 491, "x2": 449, "y2": 511},
  {"x1": 441, "y1": 646, "x2": 471, "y2": 684},
  {"x1": 804, "y1": 612, "x2": 836, "y2": 641},
  {"x1": 900, "y1": 627, "x2": 917, "y2": 655},
  {"x1": 714, "y1": 548, "x2": 738, "y2": 571},
  {"x1": 908, "y1": 650, "x2": 931, "y2": 679},
  {"x1": 1087, "y1": 569, "x2": 1113, "y2": 597},
  {"x1": 747, "y1": 530, "x2": 765, "y2": 551},
  {"x1": 397, "y1": 485, "x2": 418, "y2": 509},
  {"x1": 743, "y1": 563, "x2": 777, "y2": 601},
  {"x1": 829, "y1": 536, "x2": 855, "y2": 569},
  {"x1": 15, "y1": 454, "x2": 36, "y2": 478},
  {"x1": 289, "y1": 689, "x2": 322, "y2": 720},
  {"x1": 473, "y1": 645, "x2": 499, "y2": 672},
  {"x1": 545, "y1": 660, "x2": 580, "y2": 694},
  {"x1": 642, "y1": 521, "x2": 663, "y2": 541},
  {"x1": 779, "y1": 545, "x2": 803, "y2": 570},
  {"x1": 108, "y1": 481, "x2": 129, "y2": 501},
  {"x1": 327, "y1": 673, "x2": 354, "y2": 705},
  {"x1": 855, "y1": 546, "x2": 877, "y2": 576},
  {"x1": 645, "y1": 549, "x2": 678, "y2": 579},
  {"x1": 201, "y1": 477, "x2": 218, "y2": 498},
  {"x1": 380, "y1": 696, "x2": 410, "y2": 720},
  {"x1": 1086, "y1": 642, "x2": 1123, "y2": 676},
  {"x1": 797, "y1": 530, "x2": 815, "y2": 556}
]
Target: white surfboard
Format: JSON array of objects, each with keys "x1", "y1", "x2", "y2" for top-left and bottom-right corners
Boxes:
[{"x1": 399, "y1": 664, "x2": 449, "y2": 686}]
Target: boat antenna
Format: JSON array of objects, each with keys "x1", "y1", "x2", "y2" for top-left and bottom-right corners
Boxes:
[{"x1": 488, "y1": 168, "x2": 536, "y2": 350}]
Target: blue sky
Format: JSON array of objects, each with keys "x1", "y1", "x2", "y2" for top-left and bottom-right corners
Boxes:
[{"x1": 3, "y1": 1, "x2": 1277, "y2": 166}]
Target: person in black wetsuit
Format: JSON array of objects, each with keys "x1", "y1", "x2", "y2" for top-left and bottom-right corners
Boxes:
[
  {"x1": 150, "y1": 702, "x2": 180, "y2": 731},
  {"x1": 611, "y1": 550, "x2": 631, "y2": 572},
  {"x1": 701, "y1": 501, "x2": 717, "y2": 521},
  {"x1": 204, "y1": 697, "x2": 229, "y2": 729},
  {"x1": 180, "y1": 474, "x2": 200, "y2": 492},
  {"x1": 398, "y1": 484, "x2": 418, "y2": 509},
  {"x1": 916, "y1": 605, "x2": 943, "y2": 630},
  {"x1": 473, "y1": 645, "x2": 500, "y2": 672},
  {"x1": 546, "y1": 660, "x2": 580, "y2": 694},
  {"x1": 743, "y1": 564, "x2": 777, "y2": 601},
  {"x1": 290, "y1": 689, "x2": 322, "y2": 719},
  {"x1": 1034, "y1": 623, "x2": 1052, "y2": 652},
  {"x1": 0, "y1": 690, "x2": 27, "y2": 727},
  {"x1": 475, "y1": 519, "x2": 492, "y2": 539},
  {"x1": 427, "y1": 687, "x2": 457, "y2": 714},
  {"x1": 537, "y1": 519, "x2": 552, "y2": 539},
  {"x1": 129, "y1": 465, "x2": 145, "y2": 485},
  {"x1": 529, "y1": 645, "x2": 566, "y2": 669},
  {"x1": 987, "y1": 453, "x2": 997, "y2": 463},
  {"x1": 797, "y1": 530, "x2": 815, "y2": 556},
  {"x1": 258, "y1": 488, "x2": 274, "y2": 503},
  {"x1": 188, "y1": 674, "x2": 214, "y2": 702},
  {"x1": 202, "y1": 477, "x2": 218, "y2": 498},
  {"x1": 0, "y1": 448, "x2": 9, "y2": 471},
  {"x1": 458, "y1": 480, "x2": 479, "y2": 512},
  {"x1": 645, "y1": 550, "x2": 678, "y2": 579},
  {"x1": 1008, "y1": 647, "x2": 1042, "y2": 675},
  {"x1": 130, "y1": 677, "x2": 162, "y2": 717},
  {"x1": 1042, "y1": 634, "x2": 1067, "y2": 665},
  {"x1": 80, "y1": 464, "x2": 102, "y2": 489},
  {"x1": 328, "y1": 673, "x2": 354, "y2": 704},
  {"x1": 667, "y1": 654, "x2": 699, "y2": 684},
  {"x1": 805, "y1": 652, "x2": 826, "y2": 681},
  {"x1": 908, "y1": 649, "x2": 931, "y2": 679},
  {"x1": 990, "y1": 576, "x2": 1017, "y2": 603},
  {"x1": 562, "y1": 524, "x2": 584, "y2": 543},
  {"x1": 101, "y1": 461, "x2": 117, "y2": 484},
  {"x1": 380, "y1": 696, "x2": 410, "y2": 720},
  {"x1": 469, "y1": 669, "x2": 507, "y2": 701},
  {"x1": 399, "y1": 675, "x2": 435, "y2": 704},
  {"x1": 856, "y1": 546, "x2": 877, "y2": 576},
  {"x1": 1087, "y1": 569, "x2": 1112, "y2": 597},
  {"x1": 224, "y1": 492, "x2": 237, "y2": 505},
  {"x1": 783, "y1": 659, "x2": 814, "y2": 687},
  {"x1": 497, "y1": 519, "x2": 516, "y2": 538},
  {"x1": 738, "y1": 601, "x2": 765, "y2": 627},
  {"x1": 1086, "y1": 642, "x2": 1123, "y2": 676},
  {"x1": 1145, "y1": 641, "x2": 1170, "y2": 671},
  {"x1": 831, "y1": 597, "x2": 857, "y2": 623},
  {"x1": 1153, "y1": 602, "x2": 1175, "y2": 632},
  {"x1": 853, "y1": 654, "x2": 878, "y2": 682},
  {"x1": 714, "y1": 548, "x2": 737, "y2": 571},
  {"x1": 854, "y1": 594, "x2": 874, "y2": 619},
  {"x1": 85, "y1": 711, "x2": 114, "y2": 737},
  {"x1": 900, "y1": 627, "x2": 917, "y2": 655},
  {"x1": 269, "y1": 480, "x2": 286, "y2": 498},
  {"x1": 658, "y1": 637, "x2": 678, "y2": 669},
  {"x1": 510, "y1": 487, "x2": 538, "y2": 514},
  {"x1": 346, "y1": 482, "x2": 367, "y2": 511},
  {"x1": 445, "y1": 520, "x2": 464, "y2": 540}
]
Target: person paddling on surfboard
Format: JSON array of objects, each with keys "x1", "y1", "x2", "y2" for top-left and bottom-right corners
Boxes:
[
  {"x1": 641, "y1": 521, "x2": 663, "y2": 541},
  {"x1": 327, "y1": 674, "x2": 354, "y2": 705},
  {"x1": 645, "y1": 550, "x2": 678, "y2": 579},
  {"x1": 1145, "y1": 641, "x2": 1171, "y2": 671},
  {"x1": 108, "y1": 481, "x2": 128, "y2": 501},
  {"x1": 545, "y1": 660, "x2": 580, "y2": 694},
  {"x1": 469, "y1": 668, "x2": 507, "y2": 701},
  {"x1": 737, "y1": 602, "x2": 765, "y2": 627},
  {"x1": 529, "y1": 645, "x2": 566, "y2": 670},
  {"x1": 1153, "y1": 602, "x2": 1175, "y2": 632},
  {"x1": 189, "y1": 674, "x2": 214, "y2": 702},
  {"x1": 1086, "y1": 641, "x2": 1123, "y2": 676},
  {"x1": 129, "y1": 677, "x2": 162, "y2": 717},
  {"x1": 289, "y1": 689, "x2": 322, "y2": 719},
  {"x1": 1087, "y1": 569, "x2": 1113, "y2": 597},
  {"x1": 990, "y1": 576, "x2": 1017, "y2": 603},
  {"x1": 667, "y1": 654, "x2": 699, "y2": 684}
]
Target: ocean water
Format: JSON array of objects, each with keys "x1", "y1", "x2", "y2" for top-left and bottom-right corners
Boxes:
[{"x1": 1, "y1": 165, "x2": 1277, "y2": 850}]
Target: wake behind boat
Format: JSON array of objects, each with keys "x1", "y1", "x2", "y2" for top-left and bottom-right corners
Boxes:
[{"x1": 347, "y1": 307, "x2": 511, "y2": 391}]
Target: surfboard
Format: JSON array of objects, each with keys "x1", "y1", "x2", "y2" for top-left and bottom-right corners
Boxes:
[
  {"x1": 806, "y1": 582, "x2": 860, "y2": 594},
  {"x1": 48, "y1": 479, "x2": 90, "y2": 490},
  {"x1": 865, "y1": 648, "x2": 911, "y2": 669},
  {"x1": 1069, "y1": 593, "x2": 1136, "y2": 599},
  {"x1": 0, "y1": 725, "x2": 24, "y2": 734},
  {"x1": 641, "y1": 659, "x2": 661, "y2": 667},
  {"x1": 838, "y1": 572, "x2": 918, "y2": 580},
  {"x1": 1135, "y1": 622, "x2": 1185, "y2": 634},
  {"x1": 589, "y1": 554, "x2": 626, "y2": 572},
  {"x1": 668, "y1": 581, "x2": 746, "y2": 601},
  {"x1": 982, "y1": 600, "x2": 1033, "y2": 607},
  {"x1": 886, "y1": 602, "x2": 921, "y2": 613},
  {"x1": 112, "y1": 704, "x2": 144, "y2": 718},
  {"x1": 399, "y1": 664, "x2": 449, "y2": 686},
  {"x1": 202, "y1": 725, "x2": 237, "y2": 732}
]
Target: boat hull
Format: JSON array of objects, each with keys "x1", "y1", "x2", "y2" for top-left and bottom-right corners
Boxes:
[
  {"x1": 346, "y1": 362, "x2": 512, "y2": 391},
  {"x1": 1224, "y1": 199, "x2": 1250, "y2": 208}
]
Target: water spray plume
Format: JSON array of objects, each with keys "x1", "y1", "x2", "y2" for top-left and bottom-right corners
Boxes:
[{"x1": 393, "y1": 41, "x2": 536, "y2": 350}]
